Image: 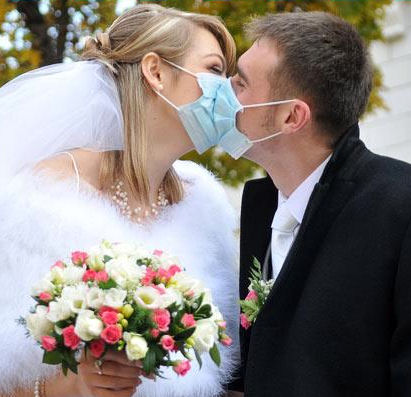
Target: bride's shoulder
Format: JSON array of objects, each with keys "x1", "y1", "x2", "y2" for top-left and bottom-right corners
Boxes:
[{"x1": 33, "y1": 149, "x2": 101, "y2": 189}]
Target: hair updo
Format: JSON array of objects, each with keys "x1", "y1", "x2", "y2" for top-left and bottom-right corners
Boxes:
[{"x1": 80, "y1": 4, "x2": 236, "y2": 206}]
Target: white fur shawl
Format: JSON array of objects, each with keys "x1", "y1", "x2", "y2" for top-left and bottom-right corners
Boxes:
[{"x1": 0, "y1": 160, "x2": 239, "y2": 396}]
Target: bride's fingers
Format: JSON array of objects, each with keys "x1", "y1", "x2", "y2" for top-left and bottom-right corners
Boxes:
[
  {"x1": 89, "y1": 373, "x2": 141, "y2": 389},
  {"x1": 91, "y1": 386, "x2": 137, "y2": 397},
  {"x1": 104, "y1": 350, "x2": 143, "y2": 368},
  {"x1": 93, "y1": 361, "x2": 144, "y2": 378}
]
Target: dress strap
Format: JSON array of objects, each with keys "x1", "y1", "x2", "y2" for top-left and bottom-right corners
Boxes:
[{"x1": 59, "y1": 151, "x2": 80, "y2": 193}]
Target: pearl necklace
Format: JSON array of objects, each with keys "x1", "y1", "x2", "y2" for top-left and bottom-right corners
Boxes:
[{"x1": 110, "y1": 180, "x2": 169, "y2": 223}]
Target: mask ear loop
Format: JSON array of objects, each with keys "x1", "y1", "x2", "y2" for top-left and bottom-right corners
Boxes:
[{"x1": 250, "y1": 131, "x2": 283, "y2": 143}]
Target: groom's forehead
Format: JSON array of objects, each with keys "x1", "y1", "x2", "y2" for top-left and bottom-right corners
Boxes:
[{"x1": 239, "y1": 39, "x2": 280, "y2": 84}]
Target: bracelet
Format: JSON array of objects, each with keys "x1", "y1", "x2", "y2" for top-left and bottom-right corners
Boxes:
[{"x1": 34, "y1": 378, "x2": 47, "y2": 397}]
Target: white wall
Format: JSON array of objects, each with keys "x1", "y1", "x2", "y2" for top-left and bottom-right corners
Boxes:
[{"x1": 360, "y1": 2, "x2": 411, "y2": 163}]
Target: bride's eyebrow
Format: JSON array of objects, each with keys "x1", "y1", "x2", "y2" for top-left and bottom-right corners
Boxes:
[{"x1": 204, "y1": 53, "x2": 227, "y2": 71}]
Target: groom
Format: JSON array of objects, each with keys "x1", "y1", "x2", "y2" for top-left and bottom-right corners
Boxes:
[{"x1": 228, "y1": 11, "x2": 411, "y2": 397}]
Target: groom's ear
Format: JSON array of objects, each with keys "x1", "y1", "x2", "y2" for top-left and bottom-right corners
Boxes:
[
  {"x1": 141, "y1": 52, "x2": 165, "y2": 92},
  {"x1": 281, "y1": 100, "x2": 311, "y2": 136}
]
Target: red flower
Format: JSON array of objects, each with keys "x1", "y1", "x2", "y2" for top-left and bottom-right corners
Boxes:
[
  {"x1": 51, "y1": 260, "x2": 65, "y2": 270},
  {"x1": 98, "y1": 306, "x2": 118, "y2": 317},
  {"x1": 62, "y1": 325, "x2": 81, "y2": 350},
  {"x1": 152, "y1": 309, "x2": 171, "y2": 332},
  {"x1": 141, "y1": 268, "x2": 157, "y2": 286},
  {"x1": 245, "y1": 290, "x2": 258, "y2": 301},
  {"x1": 82, "y1": 269, "x2": 97, "y2": 282},
  {"x1": 153, "y1": 249, "x2": 163, "y2": 257},
  {"x1": 221, "y1": 335, "x2": 233, "y2": 346},
  {"x1": 90, "y1": 339, "x2": 105, "y2": 358},
  {"x1": 101, "y1": 311, "x2": 119, "y2": 325},
  {"x1": 173, "y1": 360, "x2": 191, "y2": 376},
  {"x1": 181, "y1": 313, "x2": 196, "y2": 328},
  {"x1": 101, "y1": 325, "x2": 122, "y2": 345},
  {"x1": 41, "y1": 335, "x2": 57, "y2": 352},
  {"x1": 240, "y1": 314, "x2": 251, "y2": 330},
  {"x1": 168, "y1": 265, "x2": 181, "y2": 276},
  {"x1": 95, "y1": 270, "x2": 109, "y2": 283},
  {"x1": 160, "y1": 335, "x2": 175, "y2": 351},
  {"x1": 39, "y1": 292, "x2": 53, "y2": 302},
  {"x1": 150, "y1": 329, "x2": 160, "y2": 339},
  {"x1": 71, "y1": 251, "x2": 88, "y2": 265}
]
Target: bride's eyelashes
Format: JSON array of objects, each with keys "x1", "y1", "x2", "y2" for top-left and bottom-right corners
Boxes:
[{"x1": 209, "y1": 65, "x2": 224, "y2": 75}]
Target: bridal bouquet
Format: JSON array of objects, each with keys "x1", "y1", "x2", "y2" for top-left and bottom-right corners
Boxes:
[{"x1": 20, "y1": 240, "x2": 231, "y2": 376}]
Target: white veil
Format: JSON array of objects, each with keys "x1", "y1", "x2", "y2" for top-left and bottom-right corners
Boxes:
[{"x1": 0, "y1": 60, "x2": 124, "y2": 185}]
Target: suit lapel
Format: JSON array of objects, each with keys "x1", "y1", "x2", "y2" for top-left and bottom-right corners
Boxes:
[{"x1": 256, "y1": 124, "x2": 367, "y2": 326}]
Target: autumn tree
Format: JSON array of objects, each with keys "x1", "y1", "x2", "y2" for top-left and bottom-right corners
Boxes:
[{"x1": 0, "y1": 0, "x2": 392, "y2": 186}]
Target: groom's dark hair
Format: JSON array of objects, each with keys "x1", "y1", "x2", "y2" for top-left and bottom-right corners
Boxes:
[{"x1": 246, "y1": 11, "x2": 373, "y2": 143}]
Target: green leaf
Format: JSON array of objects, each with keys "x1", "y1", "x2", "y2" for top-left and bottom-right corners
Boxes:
[
  {"x1": 98, "y1": 279, "x2": 117, "y2": 290},
  {"x1": 209, "y1": 343, "x2": 221, "y2": 367},
  {"x1": 43, "y1": 350, "x2": 63, "y2": 365},
  {"x1": 143, "y1": 348, "x2": 157, "y2": 375},
  {"x1": 103, "y1": 255, "x2": 113, "y2": 263},
  {"x1": 174, "y1": 327, "x2": 196, "y2": 341},
  {"x1": 194, "y1": 348, "x2": 203, "y2": 369}
]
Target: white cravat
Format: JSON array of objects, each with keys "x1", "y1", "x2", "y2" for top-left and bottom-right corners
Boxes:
[
  {"x1": 271, "y1": 154, "x2": 332, "y2": 280},
  {"x1": 271, "y1": 203, "x2": 299, "y2": 279}
]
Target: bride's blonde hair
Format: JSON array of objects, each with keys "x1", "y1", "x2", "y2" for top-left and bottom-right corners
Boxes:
[{"x1": 81, "y1": 4, "x2": 236, "y2": 206}]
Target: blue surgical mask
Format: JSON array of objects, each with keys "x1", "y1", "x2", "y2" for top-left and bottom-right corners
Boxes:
[{"x1": 154, "y1": 59, "x2": 295, "y2": 159}]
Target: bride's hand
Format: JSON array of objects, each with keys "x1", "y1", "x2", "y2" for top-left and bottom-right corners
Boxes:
[{"x1": 76, "y1": 350, "x2": 144, "y2": 397}]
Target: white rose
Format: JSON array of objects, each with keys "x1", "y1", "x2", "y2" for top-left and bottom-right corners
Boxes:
[
  {"x1": 61, "y1": 266, "x2": 85, "y2": 285},
  {"x1": 111, "y1": 243, "x2": 148, "y2": 258},
  {"x1": 46, "y1": 299, "x2": 73, "y2": 322},
  {"x1": 173, "y1": 272, "x2": 204, "y2": 295},
  {"x1": 159, "y1": 286, "x2": 183, "y2": 308},
  {"x1": 61, "y1": 284, "x2": 88, "y2": 313},
  {"x1": 105, "y1": 257, "x2": 144, "y2": 289},
  {"x1": 75, "y1": 310, "x2": 104, "y2": 341},
  {"x1": 31, "y1": 276, "x2": 54, "y2": 296},
  {"x1": 123, "y1": 332, "x2": 148, "y2": 361},
  {"x1": 133, "y1": 286, "x2": 162, "y2": 309},
  {"x1": 26, "y1": 305, "x2": 54, "y2": 341},
  {"x1": 86, "y1": 287, "x2": 105, "y2": 309},
  {"x1": 104, "y1": 288, "x2": 127, "y2": 308},
  {"x1": 192, "y1": 319, "x2": 219, "y2": 353}
]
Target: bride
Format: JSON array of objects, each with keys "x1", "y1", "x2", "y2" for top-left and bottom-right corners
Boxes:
[{"x1": 0, "y1": 4, "x2": 239, "y2": 397}]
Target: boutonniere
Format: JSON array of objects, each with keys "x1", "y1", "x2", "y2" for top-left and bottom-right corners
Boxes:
[{"x1": 239, "y1": 258, "x2": 274, "y2": 330}]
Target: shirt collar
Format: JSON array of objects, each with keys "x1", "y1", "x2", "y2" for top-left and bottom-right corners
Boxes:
[{"x1": 275, "y1": 154, "x2": 332, "y2": 225}]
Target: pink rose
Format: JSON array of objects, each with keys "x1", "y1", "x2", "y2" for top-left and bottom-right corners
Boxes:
[
  {"x1": 173, "y1": 360, "x2": 191, "y2": 376},
  {"x1": 245, "y1": 290, "x2": 258, "y2": 301},
  {"x1": 240, "y1": 314, "x2": 251, "y2": 330},
  {"x1": 184, "y1": 290, "x2": 195, "y2": 299},
  {"x1": 153, "y1": 249, "x2": 163, "y2": 257},
  {"x1": 90, "y1": 339, "x2": 105, "y2": 358},
  {"x1": 51, "y1": 260, "x2": 65, "y2": 270},
  {"x1": 71, "y1": 251, "x2": 88, "y2": 265},
  {"x1": 101, "y1": 325, "x2": 122, "y2": 345},
  {"x1": 157, "y1": 268, "x2": 170, "y2": 282},
  {"x1": 41, "y1": 335, "x2": 57, "y2": 352},
  {"x1": 82, "y1": 269, "x2": 97, "y2": 282},
  {"x1": 95, "y1": 270, "x2": 109, "y2": 283},
  {"x1": 160, "y1": 335, "x2": 175, "y2": 351},
  {"x1": 168, "y1": 265, "x2": 181, "y2": 276},
  {"x1": 39, "y1": 292, "x2": 53, "y2": 302},
  {"x1": 101, "y1": 311, "x2": 119, "y2": 325},
  {"x1": 181, "y1": 313, "x2": 196, "y2": 328},
  {"x1": 142, "y1": 268, "x2": 157, "y2": 286},
  {"x1": 98, "y1": 306, "x2": 118, "y2": 317},
  {"x1": 150, "y1": 329, "x2": 160, "y2": 339},
  {"x1": 217, "y1": 321, "x2": 227, "y2": 330},
  {"x1": 220, "y1": 335, "x2": 233, "y2": 346},
  {"x1": 152, "y1": 309, "x2": 171, "y2": 332},
  {"x1": 62, "y1": 325, "x2": 81, "y2": 350}
]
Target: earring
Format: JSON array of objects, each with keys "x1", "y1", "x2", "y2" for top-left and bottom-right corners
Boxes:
[{"x1": 158, "y1": 84, "x2": 164, "y2": 91}]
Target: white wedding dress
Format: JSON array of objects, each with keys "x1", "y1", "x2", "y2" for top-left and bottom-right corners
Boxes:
[{"x1": 0, "y1": 158, "x2": 239, "y2": 397}]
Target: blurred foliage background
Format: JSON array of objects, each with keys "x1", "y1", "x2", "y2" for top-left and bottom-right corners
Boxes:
[{"x1": 0, "y1": 0, "x2": 392, "y2": 186}]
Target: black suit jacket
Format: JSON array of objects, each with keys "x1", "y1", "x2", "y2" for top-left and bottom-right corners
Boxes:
[{"x1": 234, "y1": 124, "x2": 411, "y2": 396}]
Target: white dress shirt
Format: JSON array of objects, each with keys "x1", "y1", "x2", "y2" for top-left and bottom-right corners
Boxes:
[{"x1": 271, "y1": 155, "x2": 332, "y2": 279}]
